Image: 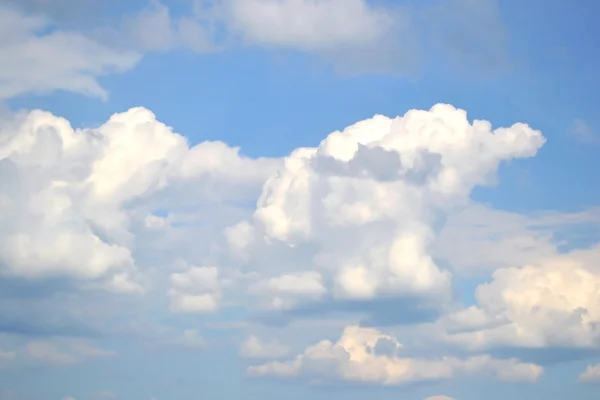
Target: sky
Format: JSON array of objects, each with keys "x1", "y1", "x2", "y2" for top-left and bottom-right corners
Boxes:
[{"x1": 0, "y1": 0, "x2": 599, "y2": 399}]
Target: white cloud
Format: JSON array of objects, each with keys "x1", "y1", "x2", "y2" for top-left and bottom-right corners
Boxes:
[
  {"x1": 579, "y1": 363, "x2": 600, "y2": 383},
  {"x1": 0, "y1": 0, "x2": 515, "y2": 102},
  {"x1": 424, "y1": 396, "x2": 455, "y2": 400},
  {"x1": 240, "y1": 335, "x2": 291, "y2": 359},
  {"x1": 226, "y1": 104, "x2": 545, "y2": 307},
  {"x1": 248, "y1": 325, "x2": 542, "y2": 385},
  {"x1": 0, "y1": 6, "x2": 140, "y2": 100},
  {"x1": 222, "y1": 0, "x2": 416, "y2": 74},
  {"x1": 168, "y1": 266, "x2": 221, "y2": 313},
  {"x1": 248, "y1": 271, "x2": 327, "y2": 309},
  {"x1": 225, "y1": 0, "x2": 396, "y2": 50},
  {"x1": 0, "y1": 106, "x2": 277, "y2": 292},
  {"x1": 438, "y1": 251, "x2": 600, "y2": 349}
]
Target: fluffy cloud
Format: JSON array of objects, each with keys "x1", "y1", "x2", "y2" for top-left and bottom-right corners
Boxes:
[
  {"x1": 0, "y1": 6, "x2": 139, "y2": 99},
  {"x1": 438, "y1": 252, "x2": 600, "y2": 350},
  {"x1": 0, "y1": 106, "x2": 277, "y2": 292},
  {"x1": 247, "y1": 271, "x2": 327, "y2": 310},
  {"x1": 226, "y1": 104, "x2": 545, "y2": 309},
  {"x1": 579, "y1": 363, "x2": 600, "y2": 383},
  {"x1": 169, "y1": 266, "x2": 221, "y2": 313},
  {"x1": 240, "y1": 335, "x2": 291, "y2": 359},
  {"x1": 424, "y1": 396, "x2": 455, "y2": 400},
  {"x1": 248, "y1": 325, "x2": 542, "y2": 385}
]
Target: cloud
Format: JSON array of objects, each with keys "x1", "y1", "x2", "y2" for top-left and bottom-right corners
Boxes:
[
  {"x1": 25, "y1": 341, "x2": 78, "y2": 365},
  {"x1": 118, "y1": 1, "x2": 217, "y2": 53},
  {"x1": 0, "y1": 6, "x2": 140, "y2": 100},
  {"x1": 168, "y1": 266, "x2": 221, "y2": 313},
  {"x1": 579, "y1": 363, "x2": 600, "y2": 383},
  {"x1": 437, "y1": 249, "x2": 600, "y2": 350},
  {"x1": 434, "y1": 203, "x2": 600, "y2": 274},
  {"x1": 220, "y1": 0, "x2": 511, "y2": 76},
  {"x1": 23, "y1": 339, "x2": 115, "y2": 366},
  {"x1": 240, "y1": 335, "x2": 291, "y2": 359},
  {"x1": 248, "y1": 271, "x2": 328, "y2": 310},
  {"x1": 424, "y1": 396, "x2": 455, "y2": 400},
  {"x1": 223, "y1": 0, "x2": 416, "y2": 74},
  {"x1": 0, "y1": 0, "x2": 513, "y2": 99},
  {"x1": 435, "y1": 204, "x2": 558, "y2": 273},
  {"x1": 0, "y1": 106, "x2": 277, "y2": 292},
  {"x1": 225, "y1": 103, "x2": 545, "y2": 312},
  {"x1": 225, "y1": 0, "x2": 394, "y2": 51},
  {"x1": 248, "y1": 325, "x2": 542, "y2": 385}
]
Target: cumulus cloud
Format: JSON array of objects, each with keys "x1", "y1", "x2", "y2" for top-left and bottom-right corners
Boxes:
[
  {"x1": 248, "y1": 325, "x2": 542, "y2": 385},
  {"x1": 579, "y1": 363, "x2": 600, "y2": 383},
  {"x1": 247, "y1": 271, "x2": 328, "y2": 310},
  {"x1": 438, "y1": 252, "x2": 600, "y2": 350},
  {"x1": 0, "y1": 6, "x2": 139, "y2": 99},
  {"x1": 168, "y1": 266, "x2": 221, "y2": 313},
  {"x1": 226, "y1": 104, "x2": 545, "y2": 310},
  {"x1": 0, "y1": 106, "x2": 277, "y2": 292},
  {"x1": 240, "y1": 335, "x2": 291, "y2": 359}
]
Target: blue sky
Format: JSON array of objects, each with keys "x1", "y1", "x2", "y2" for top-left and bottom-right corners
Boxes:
[{"x1": 1, "y1": 1, "x2": 600, "y2": 400}]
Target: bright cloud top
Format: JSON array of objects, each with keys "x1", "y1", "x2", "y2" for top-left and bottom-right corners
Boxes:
[
  {"x1": 226, "y1": 103, "x2": 545, "y2": 309},
  {"x1": 0, "y1": 106, "x2": 276, "y2": 293},
  {"x1": 439, "y1": 253, "x2": 600, "y2": 350},
  {"x1": 248, "y1": 325, "x2": 543, "y2": 385}
]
